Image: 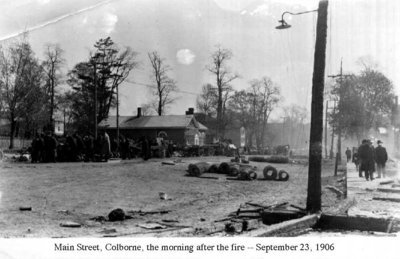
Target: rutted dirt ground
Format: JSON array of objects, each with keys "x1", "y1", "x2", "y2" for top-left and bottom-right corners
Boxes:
[{"x1": 0, "y1": 157, "x2": 343, "y2": 237}]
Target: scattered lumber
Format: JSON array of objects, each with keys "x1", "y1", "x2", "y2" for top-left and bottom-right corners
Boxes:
[
  {"x1": 185, "y1": 175, "x2": 219, "y2": 179},
  {"x1": 240, "y1": 214, "x2": 320, "y2": 237},
  {"x1": 290, "y1": 204, "x2": 306, "y2": 212},
  {"x1": 225, "y1": 218, "x2": 262, "y2": 233},
  {"x1": 377, "y1": 188, "x2": 400, "y2": 194},
  {"x1": 127, "y1": 210, "x2": 171, "y2": 216},
  {"x1": 372, "y1": 197, "x2": 400, "y2": 203},
  {"x1": 391, "y1": 184, "x2": 400, "y2": 188},
  {"x1": 324, "y1": 198, "x2": 356, "y2": 215},
  {"x1": 316, "y1": 214, "x2": 396, "y2": 233},
  {"x1": 161, "y1": 161, "x2": 175, "y2": 165},
  {"x1": 245, "y1": 202, "x2": 288, "y2": 209},
  {"x1": 379, "y1": 180, "x2": 395, "y2": 185},
  {"x1": 261, "y1": 209, "x2": 306, "y2": 225},
  {"x1": 60, "y1": 221, "x2": 81, "y2": 228},
  {"x1": 325, "y1": 185, "x2": 345, "y2": 198}
]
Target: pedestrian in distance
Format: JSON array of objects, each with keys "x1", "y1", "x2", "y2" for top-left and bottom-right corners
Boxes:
[
  {"x1": 375, "y1": 140, "x2": 388, "y2": 178},
  {"x1": 358, "y1": 139, "x2": 375, "y2": 181},
  {"x1": 345, "y1": 147, "x2": 352, "y2": 163},
  {"x1": 101, "y1": 131, "x2": 111, "y2": 162},
  {"x1": 352, "y1": 149, "x2": 360, "y2": 171}
]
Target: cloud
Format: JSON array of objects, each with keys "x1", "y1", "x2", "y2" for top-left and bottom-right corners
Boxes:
[
  {"x1": 176, "y1": 49, "x2": 196, "y2": 65},
  {"x1": 37, "y1": 0, "x2": 50, "y2": 4},
  {"x1": 250, "y1": 3, "x2": 269, "y2": 16},
  {"x1": 103, "y1": 12, "x2": 118, "y2": 34}
]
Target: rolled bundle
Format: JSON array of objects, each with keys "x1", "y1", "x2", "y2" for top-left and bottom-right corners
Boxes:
[
  {"x1": 228, "y1": 164, "x2": 240, "y2": 176},
  {"x1": 187, "y1": 162, "x2": 212, "y2": 177},
  {"x1": 277, "y1": 170, "x2": 290, "y2": 181},
  {"x1": 238, "y1": 168, "x2": 257, "y2": 180},
  {"x1": 263, "y1": 165, "x2": 278, "y2": 180},
  {"x1": 218, "y1": 162, "x2": 231, "y2": 174},
  {"x1": 208, "y1": 164, "x2": 219, "y2": 174}
]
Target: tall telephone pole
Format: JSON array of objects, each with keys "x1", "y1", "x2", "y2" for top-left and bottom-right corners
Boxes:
[
  {"x1": 328, "y1": 60, "x2": 351, "y2": 163},
  {"x1": 324, "y1": 100, "x2": 328, "y2": 158},
  {"x1": 306, "y1": 0, "x2": 329, "y2": 213}
]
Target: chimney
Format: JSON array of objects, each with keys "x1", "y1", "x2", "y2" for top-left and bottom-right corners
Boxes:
[
  {"x1": 186, "y1": 107, "x2": 194, "y2": 115},
  {"x1": 137, "y1": 107, "x2": 142, "y2": 118}
]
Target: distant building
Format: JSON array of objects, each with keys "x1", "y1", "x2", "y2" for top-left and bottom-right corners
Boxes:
[
  {"x1": 53, "y1": 112, "x2": 64, "y2": 136},
  {"x1": 98, "y1": 108, "x2": 207, "y2": 146}
]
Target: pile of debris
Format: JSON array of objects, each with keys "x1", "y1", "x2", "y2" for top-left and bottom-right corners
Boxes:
[
  {"x1": 208, "y1": 202, "x2": 312, "y2": 236},
  {"x1": 186, "y1": 162, "x2": 257, "y2": 180},
  {"x1": 186, "y1": 162, "x2": 290, "y2": 182}
]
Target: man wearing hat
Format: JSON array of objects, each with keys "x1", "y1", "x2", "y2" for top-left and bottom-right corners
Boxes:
[
  {"x1": 358, "y1": 139, "x2": 375, "y2": 180},
  {"x1": 375, "y1": 140, "x2": 388, "y2": 178}
]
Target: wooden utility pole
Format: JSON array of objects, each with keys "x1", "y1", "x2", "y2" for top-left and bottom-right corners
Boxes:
[
  {"x1": 93, "y1": 60, "x2": 98, "y2": 140},
  {"x1": 329, "y1": 101, "x2": 336, "y2": 159},
  {"x1": 116, "y1": 84, "x2": 120, "y2": 151},
  {"x1": 328, "y1": 60, "x2": 352, "y2": 163},
  {"x1": 306, "y1": 0, "x2": 329, "y2": 213},
  {"x1": 324, "y1": 100, "x2": 328, "y2": 158}
]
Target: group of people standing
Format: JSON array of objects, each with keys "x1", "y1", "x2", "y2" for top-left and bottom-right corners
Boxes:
[
  {"x1": 349, "y1": 139, "x2": 388, "y2": 181},
  {"x1": 30, "y1": 131, "x2": 112, "y2": 163}
]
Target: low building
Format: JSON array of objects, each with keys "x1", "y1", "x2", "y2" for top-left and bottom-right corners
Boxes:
[{"x1": 98, "y1": 108, "x2": 207, "y2": 146}]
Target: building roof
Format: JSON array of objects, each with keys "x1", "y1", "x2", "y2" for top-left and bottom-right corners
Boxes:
[{"x1": 98, "y1": 115, "x2": 208, "y2": 130}]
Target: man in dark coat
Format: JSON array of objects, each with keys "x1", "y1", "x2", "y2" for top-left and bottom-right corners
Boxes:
[
  {"x1": 358, "y1": 139, "x2": 375, "y2": 181},
  {"x1": 375, "y1": 140, "x2": 388, "y2": 178},
  {"x1": 345, "y1": 147, "x2": 352, "y2": 162}
]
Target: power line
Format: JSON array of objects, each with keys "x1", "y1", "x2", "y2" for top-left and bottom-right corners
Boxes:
[
  {"x1": 0, "y1": 0, "x2": 117, "y2": 42},
  {"x1": 124, "y1": 79, "x2": 200, "y2": 96}
]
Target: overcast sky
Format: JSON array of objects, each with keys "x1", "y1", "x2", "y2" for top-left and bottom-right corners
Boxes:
[{"x1": 0, "y1": 0, "x2": 399, "y2": 120}]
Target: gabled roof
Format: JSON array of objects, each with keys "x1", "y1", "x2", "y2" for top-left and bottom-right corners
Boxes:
[{"x1": 99, "y1": 115, "x2": 208, "y2": 130}]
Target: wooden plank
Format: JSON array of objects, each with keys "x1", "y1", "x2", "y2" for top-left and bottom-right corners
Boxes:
[
  {"x1": 379, "y1": 180, "x2": 395, "y2": 185},
  {"x1": 377, "y1": 188, "x2": 400, "y2": 193},
  {"x1": 324, "y1": 198, "x2": 356, "y2": 215},
  {"x1": 261, "y1": 209, "x2": 305, "y2": 225},
  {"x1": 317, "y1": 214, "x2": 394, "y2": 233},
  {"x1": 240, "y1": 214, "x2": 320, "y2": 237},
  {"x1": 373, "y1": 197, "x2": 400, "y2": 203}
]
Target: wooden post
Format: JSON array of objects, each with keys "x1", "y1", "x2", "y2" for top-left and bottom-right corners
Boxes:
[
  {"x1": 334, "y1": 152, "x2": 339, "y2": 176},
  {"x1": 306, "y1": 0, "x2": 329, "y2": 213},
  {"x1": 324, "y1": 100, "x2": 328, "y2": 158}
]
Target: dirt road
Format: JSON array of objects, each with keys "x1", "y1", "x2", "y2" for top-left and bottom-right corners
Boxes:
[{"x1": 0, "y1": 157, "x2": 341, "y2": 237}]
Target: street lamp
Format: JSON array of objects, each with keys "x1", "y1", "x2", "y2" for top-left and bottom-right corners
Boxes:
[
  {"x1": 276, "y1": 0, "x2": 329, "y2": 213},
  {"x1": 275, "y1": 10, "x2": 318, "y2": 30}
]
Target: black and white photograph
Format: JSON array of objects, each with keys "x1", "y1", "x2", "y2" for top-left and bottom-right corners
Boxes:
[{"x1": 0, "y1": 0, "x2": 399, "y2": 258}]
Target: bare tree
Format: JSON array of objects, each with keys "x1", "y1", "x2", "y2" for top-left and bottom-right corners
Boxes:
[
  {"x1": 0, "y1": 38, "x2": 45, "y2": 148},
  {"x1": 196, "y1": 83, "x2": 217, "y2": 116},
  {"x1": 249, "y1": 77, "x2": 281, "y2": 150},
  {"x1": 206, "y1": 46, "x2": 239, "y2": 138},
  {"x1": 140, "y1": 103, "x2": 156, "y2": 116},
  {"x1": 42, "y1": 43, "x2": 65, "y2": 129},
  {"x1": 148, "y1": 51, "x2": 177, "y2": 116}
]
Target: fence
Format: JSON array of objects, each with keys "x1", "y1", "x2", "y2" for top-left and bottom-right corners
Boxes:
[{"x1": 0, "y1": 136, "x2": 31, "y2": 150}]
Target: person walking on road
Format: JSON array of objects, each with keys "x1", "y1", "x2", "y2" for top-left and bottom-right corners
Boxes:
[
  {"x1": 375, "y1": 140, "x2": 388, "y2": 178},
  {"x1": 345, "y1": 147, "x2": 352, "y2": 163},
  {"x1": 358, "y1": 139, "x2": 375, "y2": 181}
]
